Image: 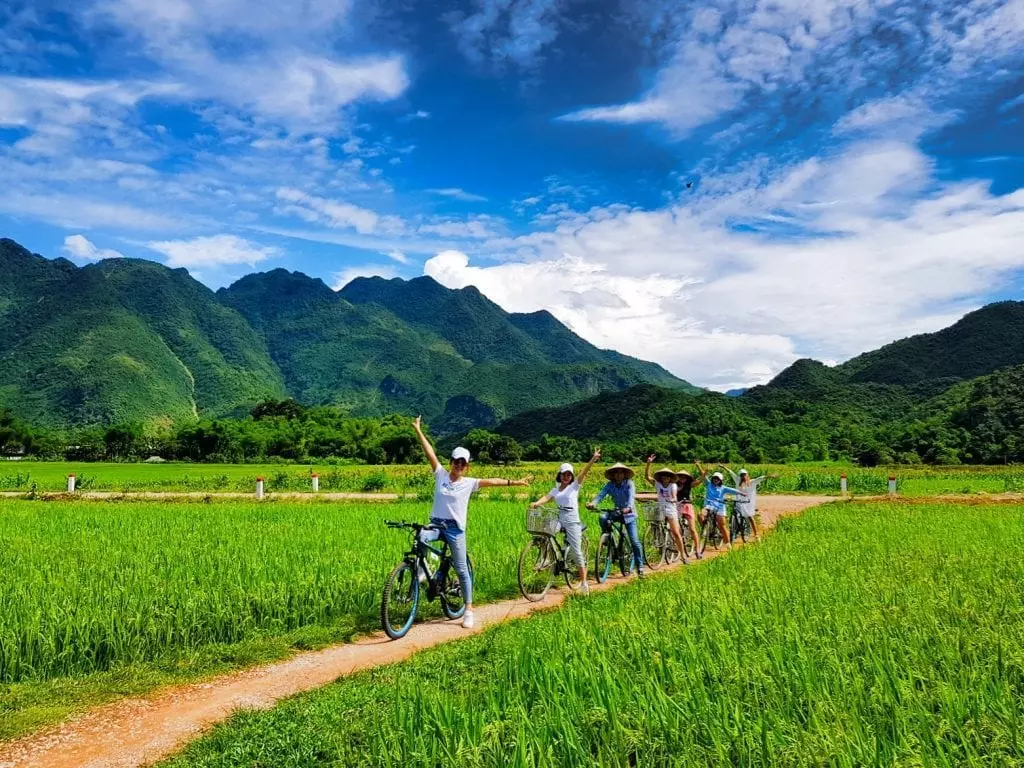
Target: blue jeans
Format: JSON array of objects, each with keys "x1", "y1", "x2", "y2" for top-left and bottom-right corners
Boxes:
[
  {"x1": 599, "y1": 509, "x2": 644, "y2": 572},
  {"x1": 421, "y1": 518, "x2": 472, "y2": 604}
]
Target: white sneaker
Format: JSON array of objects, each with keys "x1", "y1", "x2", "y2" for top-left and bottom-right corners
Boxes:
[
  {"x1": 581, "y1": 581, "x2": 590, "y2": 595},
  {"x1": 462, "y1": 611, "x2": 475, "y2": 629}
]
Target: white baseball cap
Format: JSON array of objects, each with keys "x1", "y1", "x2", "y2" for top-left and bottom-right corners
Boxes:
[
  {"x1": 711, "y1": 471, "x2": 724, "y2": 481},
  {"x1": 451, "y1": 447, "x2": 471, "y2": 462},
  {"x1": 558, "y1": 463, "x2": 575, "y2": 475},
  {"x1": 739, "y1": 468, "x2": 749, "y2": 476}
]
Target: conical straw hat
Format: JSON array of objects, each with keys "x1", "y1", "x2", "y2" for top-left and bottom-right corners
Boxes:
[
  {"x1": 653, "y1": 467, "x2": 677, "y2": 483},
  {"x1": 604, "y1": 463, "x2": 635, "y2": 480}
]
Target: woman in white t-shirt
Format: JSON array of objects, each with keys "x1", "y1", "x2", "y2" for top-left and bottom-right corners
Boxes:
[
  {"x1": 413, "y1": 417, "x2": 531, "y2": 629},
  {"x1": 644, "y1": 455, "x2": 690, "y2": 564},
  {"x1": 529, "y1": 447, "x2": 602, "y2": 594}
]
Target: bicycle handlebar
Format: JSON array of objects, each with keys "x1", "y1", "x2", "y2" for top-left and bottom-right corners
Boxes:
[{"x1": 384, "y1": 520, "x2": 440, "y2": 532}]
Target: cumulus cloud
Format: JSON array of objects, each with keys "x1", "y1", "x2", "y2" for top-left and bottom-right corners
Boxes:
[
  {"x1": 146, "y1": 234, "x2": 278, "y2": 268},
  {"x1": 61, "y1": 234, "x2": 124, "y2": 260},
  {"x1": 423, "y1": 140, "x2": 1024, "y2": 390}
]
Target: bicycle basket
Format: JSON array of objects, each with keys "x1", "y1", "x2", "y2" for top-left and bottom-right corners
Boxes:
[
  {"x1": 526, "y1": 506, "x2": 561, "y2": 535},
  {"x1": 641, "y1": 501, "x2": 664, "y2": 523}
]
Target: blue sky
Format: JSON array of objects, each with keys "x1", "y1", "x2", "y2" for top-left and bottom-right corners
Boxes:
[{"x1": 1, "y1": 0, "x2": 1023, "y2": 390}]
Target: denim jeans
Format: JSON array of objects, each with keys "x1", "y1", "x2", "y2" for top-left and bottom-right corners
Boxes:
[
  {"x1": 421, "y1": 518, "x2": 472, "y2": 604},
  {"x1": 599, "y1": 509, "x2": 644, "y2": 572}
]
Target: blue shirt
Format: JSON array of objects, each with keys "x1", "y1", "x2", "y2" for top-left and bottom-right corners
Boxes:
[
  {"x1": 593, "y1": 479, "x2": 636, "y2": 512},
  {"x1": 703, "y1": 482, "x2": 739, "y2": 513}
]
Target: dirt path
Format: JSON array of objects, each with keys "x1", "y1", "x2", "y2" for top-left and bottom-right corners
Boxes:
[{"x1": 0, "y1": 495, "x2": 833, "y2": 768}]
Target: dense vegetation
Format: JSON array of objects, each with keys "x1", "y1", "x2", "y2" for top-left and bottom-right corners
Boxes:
[
  {"x1": 497, "y1": 304, "x2": 1024, "y2": 466},
  {"x1": 0, "y1": 239, "x2": 689, "y2": 432},
  {"x1": 165, "y1": 501, "x2": 1024, "y2": 767}
]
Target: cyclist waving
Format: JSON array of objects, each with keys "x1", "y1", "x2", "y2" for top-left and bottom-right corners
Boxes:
[
  {"x1": 530, "y1": 447, "x2": 601, "y2": 594},
  {"x1": 586, "y1": 462, "x2": 645, "y2": 579},
  {"x1": 644, "y1": 455, "x2": 690, "y2": 564},
  {"x1": 413, "y1": 416, "x2": 531, "y2": 629}
]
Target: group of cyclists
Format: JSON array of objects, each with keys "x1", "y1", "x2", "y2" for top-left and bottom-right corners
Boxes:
[{"x1": 411, "y1": 417, "x2": 769, "y2": 630}]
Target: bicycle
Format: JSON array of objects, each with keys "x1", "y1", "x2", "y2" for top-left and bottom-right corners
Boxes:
[
  {"x1": 518, "y1": 505, "x2": 591, "y2": 601},
  {"x1": 380, "y1": 520, "x2": 474, "y2": 640},
  {"x1": 591, "y1": 506, "x2": 641, "y2": 583},
  {"x1": 699, "y1": 504, "x2": 726, "y2": 553},
  {"x1": 641, "y1": 502, "x2": 694, "y2": 567},
  {"x1": 730, "y1": 500, "x2": 755, "y2": 543}
]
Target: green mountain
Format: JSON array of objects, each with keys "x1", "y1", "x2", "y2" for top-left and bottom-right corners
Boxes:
[
  {"x1": 0, "y1": 240, "x2": 286, "y2": 427},
  {"x1": 0, "y1": 239, "x2": 695, "y2": 430},
  {"x1": 495, "y1": 301, "x2": 1024, "y2": 465}
]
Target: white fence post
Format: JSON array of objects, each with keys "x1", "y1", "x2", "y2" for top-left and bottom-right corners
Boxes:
[
  {"x1": 840, "y1": 474, "x2": 847, "y2": 495},
  {"x1": 256, "y1": 477, "x2": 265, "y2": 500},
  {"x1": 888, "y1": 475, "x2": 897, "y2": 496},
  {"x1": 67, "y1": 474, "x2": 76, "y2": 493},
  {"x1": 312, "y1": 473, "x2": 319, "y2": 493}
]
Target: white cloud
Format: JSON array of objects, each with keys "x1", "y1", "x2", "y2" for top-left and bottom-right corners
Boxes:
[
  {"x1": 0, "y1": 192, "x2": 181, "y2": 230},
  {"x1": 559, "y1": 0, "x2": 1024, "y2": 136},
  {"x1": 449, "y1": 0, "x2": 566, "y2": 69},
  {"x1": 422, "y1": 140, "x2": 1024, "y2": 390},
  {"x1": 61, "y1": 234, "x2": 124, "y2": 260},
  {"x1": 331, "y1": 263, "x2": 400, "y2": 290},
  {"x1": 418, "y1": 216, "x2": 502, "y2": 239},
  {"x1": 427, "y1": 187, "x2": 489, "y2": 202},
  {"x1": 80, "y1": 0, "x2": 408, "y2": 132},
  {"x1": 146, "y1": 234, "x2": 278, "y2": 268},
  {"x1": 275, "y1": 187, "x2": 388, "y2": 235},
  {"x1": 385, "y1": 249, "x2": 410, "y2": 264}
]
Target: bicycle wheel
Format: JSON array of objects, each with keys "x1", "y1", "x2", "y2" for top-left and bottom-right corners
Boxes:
[
  {"x1": 617, "y1": 532, "x2": 635, "y2": 577},
  {"x1": 730, "y1": 512, "x2": 742, "y2": 543},
  {"x1": 595, "y1": 533, "x2": 614, "y2": 583},
  {"x1": 643, "y1": 524, "x2": 666, "y2": 569},
  {"x1": 381, "y1": 561, "x2": 420, "y2": 640},
  {"x1": 664, "y1": 522, "x2": 682, "y2": 565},
  {"x1": 518, "y1": 536, "x2": 556, "y2": 601},
  {"x1": 700, "y1": 513, "x2": 719, "y2": 553},
  {"x1": 736, "y1": 514, "x2": 753, "y2": 543},
  {"x1": 564, "y1": 535, "x2": 591, "y2": 591},
  {"x1": 439, "y1": 555, "x2": 474, "y2": 619},
  {"x1": 681, "y1": 521, "x2": 696, "y2": 559}
]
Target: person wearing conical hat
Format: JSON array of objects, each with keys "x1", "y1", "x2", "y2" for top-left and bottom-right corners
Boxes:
[
  {"x1": 585, "y1": 461, "x2": 645, "y2": 578},
  {"x1": 674, "y1": 464, "x2": 704, "y2": 559},
  {"x1": 530, "y1": 447, "x2": 602, "y2": 594},
  {"x1": 644, "y1": 455, "x2": 689, "y2": 564}
]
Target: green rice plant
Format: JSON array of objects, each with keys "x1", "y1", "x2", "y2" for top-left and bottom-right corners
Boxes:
[
  {"x1": 0, "y1": 498, "x2": 599, "y2": 686},
  {"x1": 165, "y1": 501, "x2": 1024, "y2": 768}
]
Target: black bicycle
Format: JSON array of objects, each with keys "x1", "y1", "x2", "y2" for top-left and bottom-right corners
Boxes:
[
  {"x1": 518, "y1": 505, "x2": 591, "y2": 601},
  {"x1": 590, "y1": 506, "x2": 641, "y2": 583},
  {"x1": 730, "y1": 500, "x2": 754, "y2": 543},
  {"x1": 699, "y1": 504, "x2": 726, "y2": 553},
  {"x1": 380, "y1": 520, "x2": 474, "y2": 640},
  {"x1": 641, "y1": 502, "x2": 694, "y2": 567}
]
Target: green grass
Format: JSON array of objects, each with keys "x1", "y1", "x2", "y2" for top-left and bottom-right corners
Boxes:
[
  {"x1": 4, "y1": 460, "x2": 1024, "y2": 496},
  {"x1": 0, "y1": 497, "x2": 598, "y2": 740},
  {"x1": 164, "y1": 501, "x2": 1024, "y2": 767}
]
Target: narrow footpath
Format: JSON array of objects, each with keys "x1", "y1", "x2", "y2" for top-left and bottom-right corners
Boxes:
[{"x1": 0, "y1": 495, "x2": 833, "y2": 768}]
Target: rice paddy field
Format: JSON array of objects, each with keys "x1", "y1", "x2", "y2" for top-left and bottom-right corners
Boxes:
[
  {"x1": 3, "y1": 460, "x2": 1024, "y2": 496},
  {"x1": 163, "y1": 500, "x2": 1024, "y2": 767},
  {"x1": 0, "y1": 497, "x2": 595, "y2": 739}
]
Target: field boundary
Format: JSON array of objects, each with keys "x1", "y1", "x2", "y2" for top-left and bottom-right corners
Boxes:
[{"x1": 0, "y1": 495, "x2": 833, "y2": 768}]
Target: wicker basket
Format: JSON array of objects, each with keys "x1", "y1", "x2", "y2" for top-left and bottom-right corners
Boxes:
[
  {"x1": 641, "y1": 501, "x2": 664, "y2": 523},
  {"x1": 526, "y1": 506, "x2": 561, "y2": 535}
]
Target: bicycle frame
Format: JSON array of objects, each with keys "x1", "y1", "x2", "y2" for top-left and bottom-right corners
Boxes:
[{"x1": 394, "y1": 523, "x2": 453, "y2": 602}]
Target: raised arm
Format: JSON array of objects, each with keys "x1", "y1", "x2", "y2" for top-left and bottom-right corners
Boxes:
[
  {"x1": 530, "y1": 491, "x2": 554, "y2": 509},
  {"x1": 412, "y1": 416, "x2": 440, "y2": 473},
  {"x1": 644, "y1": 454, "x2": 656, "y2": 487},
  {"x1": 576, "y1": 447, "x2": 602, "y2": 485},
  {"x1": 478, "y1": 475, "x2": 532, "y2": 489},
  {"x1": 720, "y1": 465, "x2": 739, "y2": 485}
]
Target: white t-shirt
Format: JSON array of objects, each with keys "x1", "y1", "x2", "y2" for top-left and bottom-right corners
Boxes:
[
  {"x1": 430, "y1": 466, "x2": 480, "y2": 530},
  {"x1": 550, "y1": 480, "x2": 581, "y2": 522},
  {"x1": 735, "y1": 477, "x2": 764, "y2": 514},
  {"x1": 655, "y1": 480, "x2": 677, "y2": 512}
]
